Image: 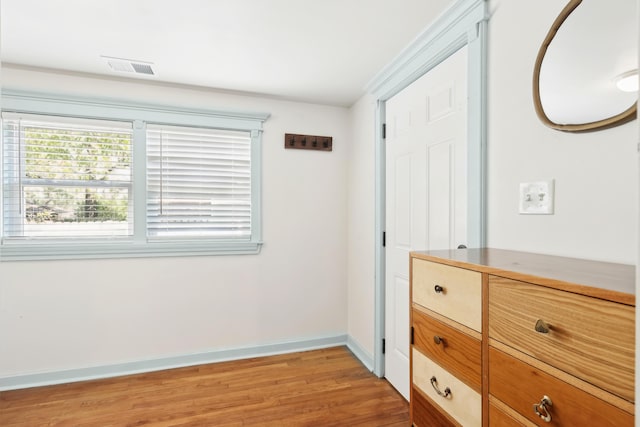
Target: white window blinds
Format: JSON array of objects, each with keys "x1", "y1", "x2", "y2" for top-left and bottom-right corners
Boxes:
[
  {"x1": 146, "y1": 124, "x2": 252, "y2": 240},
  {"x1": 1, "y1": 90, "x2": 268, "y2": 259},
  {"x1": 2, "y1": 113, "x2": 133, "y2": 239}
]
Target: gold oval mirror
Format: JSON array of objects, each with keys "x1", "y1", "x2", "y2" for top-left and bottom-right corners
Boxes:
[{"x1": 533, "y1": 0, "x2": 638, "y2": 132}]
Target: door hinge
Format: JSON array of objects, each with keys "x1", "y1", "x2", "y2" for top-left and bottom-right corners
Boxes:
[
  {"x1": 382, "y1": 123, "x2": 386, "y2": 139},
  {"x1": 382, "y1": 338, "x2": 386, "y2": 354},
  {"x1": 410, "y1": 326, "x2": 415, "y2": 345},
  {"x1": 382, "y1": 231, "x2": 386, "y2": 247}
]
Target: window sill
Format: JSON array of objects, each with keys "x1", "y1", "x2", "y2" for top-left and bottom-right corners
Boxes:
[{"x1": 0, "y1": 240, "x2": 263, "y2": 261}]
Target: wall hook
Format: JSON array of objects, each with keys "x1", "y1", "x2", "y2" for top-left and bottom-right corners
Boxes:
[{"x1": 284, "y1": 133, "x2": 332, "y2": 151}]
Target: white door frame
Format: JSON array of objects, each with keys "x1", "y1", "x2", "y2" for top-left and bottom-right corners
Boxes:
[{"x1": 366, "y1": 0, "x2": 488, "y2": 378}]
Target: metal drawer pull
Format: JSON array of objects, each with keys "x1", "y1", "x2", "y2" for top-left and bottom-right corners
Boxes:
[
  {"x1": 533, "y1": 395, "x2": 553, "y2": 422},
  {"x1": 534, "y1": 319, "x2": 551, "y2": 334},
  {"x1": 434, "y1": 285, "x2": 444, "y2": 293},
  {"x1": 430, "y1": 376, "x2": 451, "y2": 398},
  {"x1": 433, "y1": 335, "x2": 445, "y2": 345}
]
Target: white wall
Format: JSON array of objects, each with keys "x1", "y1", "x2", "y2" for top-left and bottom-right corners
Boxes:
[
  {"x1": 2, "y1": 0, "x2": 637, "y2": 385},
  {"x1": 346, "y1": 94, "x2": 377, "y2": 361},
  {"x1": 0, "y1": 66, "x2": 350, "y2": 379},
  {"x1": 343, "y1": 0, "x2": 639, "y2": 367},
  {"x1": 487, "y1": 0, "x2": 638, "y2": 264},
  {"x1": 635, "y1": 4, "x2": 639, "y2": 425}
]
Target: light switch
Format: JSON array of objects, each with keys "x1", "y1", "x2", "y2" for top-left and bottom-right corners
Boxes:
[{"x1": 519, "y1": 180, "x2": 554, "y2": 214}]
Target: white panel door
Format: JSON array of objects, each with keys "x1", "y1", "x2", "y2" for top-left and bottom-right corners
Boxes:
[{"x1": 384, "y1": 46, "x2": 468, "y2": 399}]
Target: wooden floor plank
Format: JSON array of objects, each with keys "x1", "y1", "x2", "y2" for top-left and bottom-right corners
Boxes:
[{"x1": 0, "y1": 346, "x2": 409, "y2": 426}]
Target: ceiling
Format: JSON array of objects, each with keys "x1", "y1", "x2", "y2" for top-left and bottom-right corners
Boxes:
[{"x1": 0, "y1": 0, "x2": 454, "y2": 107}]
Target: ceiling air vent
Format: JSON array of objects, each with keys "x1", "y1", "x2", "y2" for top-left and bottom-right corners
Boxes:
[
  {"x1": 131, "y1": 62, "x2": 154, "y2": 75},
  {"x1": 102, "y1": 56, "x2": 155, "y2": 76}
]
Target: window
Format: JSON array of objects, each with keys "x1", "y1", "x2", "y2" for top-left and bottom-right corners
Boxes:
[
  {"x1": 0, "y1": 91, "x2": 269, "y2": 260},
  {"x1": 146, "y1": 125, "x2": 252, "y2": 240},
  {"x1": 2, "y1": 114, "x2": 133, "y2": 239}
]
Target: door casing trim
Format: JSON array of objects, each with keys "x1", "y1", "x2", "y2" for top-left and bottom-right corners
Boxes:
[{"x1": 367, "y1": 0, "x2": 488, "y2": 378}]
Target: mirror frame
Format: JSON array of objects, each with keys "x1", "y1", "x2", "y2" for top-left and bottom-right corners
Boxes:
[{"x1": 532, "y1": 0, "x2": 637, "y2": 132}]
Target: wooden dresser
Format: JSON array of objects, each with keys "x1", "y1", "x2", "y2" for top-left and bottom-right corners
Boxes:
[{"x1": 409, "y1": 248, "x2": 635, "y2": 427}]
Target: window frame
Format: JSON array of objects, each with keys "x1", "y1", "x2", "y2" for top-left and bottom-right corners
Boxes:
[{"x1": 1, "y1": 90, "x2": 269, "y2": 261}]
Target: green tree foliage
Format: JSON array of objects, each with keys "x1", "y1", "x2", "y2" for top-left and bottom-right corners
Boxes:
[{"x1": 24, "y1": 126, "x2": 131, "y2": 223}]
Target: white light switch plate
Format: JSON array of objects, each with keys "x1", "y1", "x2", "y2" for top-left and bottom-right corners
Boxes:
[{"x1": 519, "y1": 180, "x2": 554, "y2": 214}]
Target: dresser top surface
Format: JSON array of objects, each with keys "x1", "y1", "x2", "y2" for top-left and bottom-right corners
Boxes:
[{"x1": 411, "y1": 248, "x2": 635, "y2": 304}]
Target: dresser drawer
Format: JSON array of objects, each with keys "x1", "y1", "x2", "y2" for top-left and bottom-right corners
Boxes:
[
  {"x1": 412, "y1": 308, "x2": 481, "y2": 392},
  {"x1": 412, "y1": 259, "x2": 482, "y2": 331},
  {"x1": 413, "y1": 348, "x2": 482, "y2": 427},
  {"x1": 489, "y1": 347, "x2": 633, "y2": 427},
  {"x1": 488, "y1": 276, "x2": 635, "y2": 402},
  {"x1": 412, "y1": 386, "x2": 458, "y2": 427},
  {"x1": 489, "y1": 401, "x2": 531, "y2": 426}
]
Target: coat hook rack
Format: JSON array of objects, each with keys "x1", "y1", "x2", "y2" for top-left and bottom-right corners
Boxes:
[{"x1": 285, "y1": 133, "x2": 332, "y2": 152}]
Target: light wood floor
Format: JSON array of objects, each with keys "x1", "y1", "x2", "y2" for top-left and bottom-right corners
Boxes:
[{"x1": 0, "y1": 346, "x2": 409, "y2": 426}]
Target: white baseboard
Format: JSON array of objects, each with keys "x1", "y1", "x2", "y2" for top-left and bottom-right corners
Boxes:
[{"x1": 0, "y1": 334, "x2": 353, "y2": 391}]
